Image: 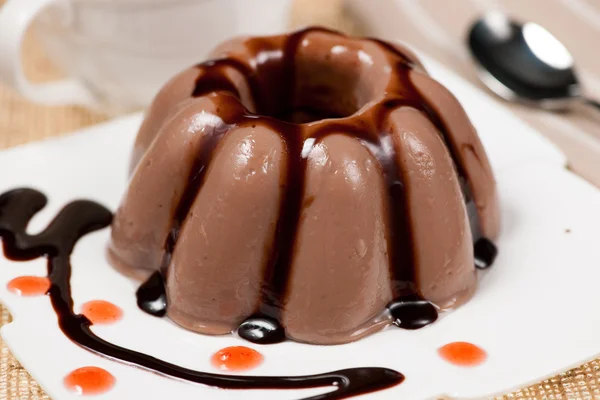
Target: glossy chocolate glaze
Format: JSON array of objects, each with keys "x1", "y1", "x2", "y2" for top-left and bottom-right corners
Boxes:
[
  {"x1": 137, "y1": 272, "x2": 167, "y2": 317},
  {"x1": 474, "y1": 238, "x2": 498, "y2": 269},
  {"x1": 0, "y1": 188, "x2": 404, "y2": 399},
  {"x1": 114, "y1": 27, "x2": 499, "y2": 344},
  {"x1": 388, "y1": 294, "x2": 439, "y2": 330},
  {"x1": 238, "y1": 316, "x2": 286, "y2": 345}
]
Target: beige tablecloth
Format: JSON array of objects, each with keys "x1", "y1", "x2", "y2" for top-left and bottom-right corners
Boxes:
[{"x1": 2, "y1": 0, "x2": 600, "y2": 398}]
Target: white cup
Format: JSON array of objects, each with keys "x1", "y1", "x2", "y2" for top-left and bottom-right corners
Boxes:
[{"x1": 0, "y1": 0, "x2": 294, "y2": 115}]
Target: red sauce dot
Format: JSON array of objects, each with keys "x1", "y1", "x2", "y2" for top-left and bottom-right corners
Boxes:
[
  {"x1": 211, "y1": 346, "x2": 264, "y2": 372},
  {"x1": 64, "y1": 366, "x2": 115, "y2": 395},
  {"x1": 438, "y1": 341, "x2": 487, "y2": 367},
  {"x1": 80, "y1": 300, "x2": 123, "y2": 325},
  {"x1": 7, "y1": 276, "x2": 50, "y2": 296}
]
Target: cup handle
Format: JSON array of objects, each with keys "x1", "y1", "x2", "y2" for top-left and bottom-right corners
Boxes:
[{"x1": 0, "y1": 0, "x2": 95, "y2": 107}]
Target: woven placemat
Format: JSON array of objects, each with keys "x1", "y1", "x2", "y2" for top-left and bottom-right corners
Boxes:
[{"x1": 1, "y1": 1, "x2": 600, "y2": 398}]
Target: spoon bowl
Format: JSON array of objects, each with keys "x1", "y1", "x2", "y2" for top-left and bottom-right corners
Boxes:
[{"x1": 468, "y1": 12, "x2": 599, "y2": 113}]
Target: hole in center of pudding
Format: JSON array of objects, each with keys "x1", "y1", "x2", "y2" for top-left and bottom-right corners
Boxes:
[
  {"x1": 276, "y1": 59, "x2": 365, "y2": 124},
  {"x1": 259, "y1": 61, "x2": 365, "y2": 124},
  {"x1": 251, "y1": 40, "x2": 377, "y2": 124}
]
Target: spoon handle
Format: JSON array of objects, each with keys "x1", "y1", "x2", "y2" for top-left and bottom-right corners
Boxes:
[
  {"x1": 577, "y1": 98, "x2": 600, "y2": 122},
  {"x1": 584, "y1": 98, "x2": 600, "y2": 111}
]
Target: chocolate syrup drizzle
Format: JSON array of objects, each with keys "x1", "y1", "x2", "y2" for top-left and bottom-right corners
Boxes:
[
  {"x1": 0, "y1": 188, "x2": 404, "y2": 399},
  {"x1": 138, "y1": 27, "x2": 496, "y2": 340}
]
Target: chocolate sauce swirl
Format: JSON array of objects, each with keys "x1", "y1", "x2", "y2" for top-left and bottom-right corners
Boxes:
[{"x1": 0, "y1": 188, "x2": 404, "y2": 399}]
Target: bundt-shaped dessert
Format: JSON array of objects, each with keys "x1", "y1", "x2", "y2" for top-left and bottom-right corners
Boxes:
[{"x1": 109, "y1": 27, "x2": 500, "y2": 345}]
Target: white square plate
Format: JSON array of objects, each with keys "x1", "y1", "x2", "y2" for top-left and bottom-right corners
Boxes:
[{"x1": 1, "y1": 59, "x2": 599, "y2": 400}]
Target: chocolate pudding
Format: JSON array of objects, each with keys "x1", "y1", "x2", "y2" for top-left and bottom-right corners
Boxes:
[{"x1": 109, "y1": 27, "x2": 500, "y2": 345}]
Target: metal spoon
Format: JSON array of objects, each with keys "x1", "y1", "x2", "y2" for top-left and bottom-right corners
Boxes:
[{"x1": 467, "y1": 12, "x2": 600, "y2": 114}]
